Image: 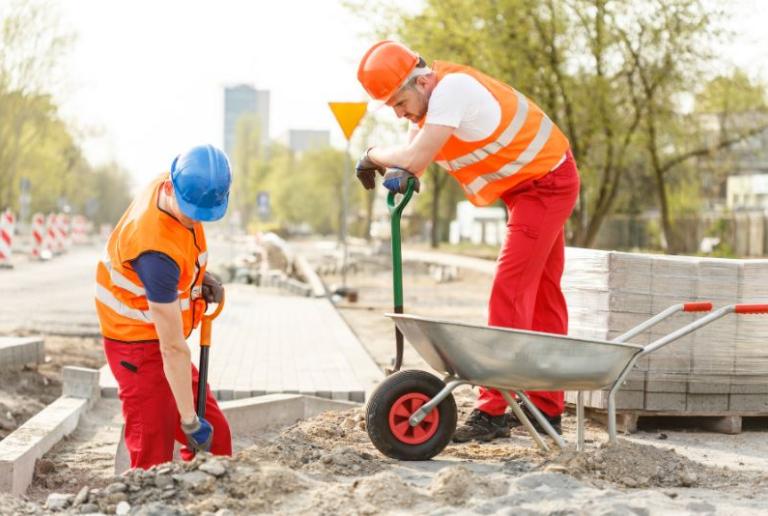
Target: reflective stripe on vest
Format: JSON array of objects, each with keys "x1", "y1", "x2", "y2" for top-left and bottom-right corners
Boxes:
[
  {"x1": 465, "y1": 115, "x2": 554, "y2": 195},
  {"x1": 437, "y1": 90, "x2": 529, "y2": 171}
]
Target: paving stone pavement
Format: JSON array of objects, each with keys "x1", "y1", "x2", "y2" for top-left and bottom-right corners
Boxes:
[{"x1": 100, "y1": 284, "x2": 383, "y2": 402}]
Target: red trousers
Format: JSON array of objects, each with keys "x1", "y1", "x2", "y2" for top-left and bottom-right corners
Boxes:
[
  {"x1": 104, "y1": 338, "x2": 232, "y2": 469},
  {"x1": 476, "y1": 151, "x2": 580, "y2": 418}
]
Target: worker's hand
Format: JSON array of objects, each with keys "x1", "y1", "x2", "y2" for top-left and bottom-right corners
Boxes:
[
  {"x1": 181, "y1": 415, "x2": 213, "y2": 452},
  {"x1": 383, "y1": 168, "x2": 420, "y2": 194},
  {"x1": 202, "y1": 271, "x2": 224, "y2": 304},
  {"x1": 355, "y1": 148, "x2": 385, "y2": 190}
]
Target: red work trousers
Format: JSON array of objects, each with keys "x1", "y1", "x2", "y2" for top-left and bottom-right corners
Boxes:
[
  {"x1": 476, "y1": 150, "x2": 580, "y2": 418},
  {"x1": 104, "y1": 338, "x2": 232, "y2": 469}
]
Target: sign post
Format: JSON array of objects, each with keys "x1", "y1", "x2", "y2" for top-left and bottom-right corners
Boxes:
[{"x1": 328, "y1": 102, "x2": 367, "y2": 288}]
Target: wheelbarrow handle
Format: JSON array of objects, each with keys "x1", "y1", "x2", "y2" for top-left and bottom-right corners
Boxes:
[
  {"x1": 683, "y1": 302, "x2": 713, "y2": 312},
  {"x1": 734, "y1": 303, "x2": 768, "y2": 314}
]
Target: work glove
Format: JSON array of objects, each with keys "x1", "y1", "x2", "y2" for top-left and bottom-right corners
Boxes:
[
  {"x1": 181, "y1": 415, "x2": 213, "y2": 452},
  {"x1": 355, "y1": 148, "x2": 385, "y2": 190},
  {"x1": 202, "y1": 271, "x2": 224, "y2": 304},
  {"x1": 383, "y1": 168, "x2": 420, "y2": 194}
]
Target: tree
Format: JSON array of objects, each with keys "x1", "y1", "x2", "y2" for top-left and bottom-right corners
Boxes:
[{"x1": 348, "y1": 0, "x2": 767, "y2": 252}]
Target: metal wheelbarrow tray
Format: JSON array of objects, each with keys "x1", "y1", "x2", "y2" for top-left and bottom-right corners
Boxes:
[{"x1": 370, "y1": 299, "x2": 768, "y2": 458}]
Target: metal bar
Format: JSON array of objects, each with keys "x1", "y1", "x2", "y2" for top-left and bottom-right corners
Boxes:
[
  {"x1": 516, "y1": 391, "x2": 566, "y2": 449},
  {"x1": 341, "y1": 141, "x2": 350, "y2": 288},
  {"x1": 608, "y1": 352, "x2": 641, "y2": 442},
  {"x1": 639, "y1": 306, "x2": 734, "y2": 357},
  {"x1": 612, "y1": 304, "x2": 683, "y2": 343},
  {"x1": 576, "y1": 391, "x2": 585, "y2": 452},
  {"x1": 409, "y1": 379, "x2": 466, "y2": 426},
  {"x1": 501, "y1": 391, "x2": 549, "y2": 452}
]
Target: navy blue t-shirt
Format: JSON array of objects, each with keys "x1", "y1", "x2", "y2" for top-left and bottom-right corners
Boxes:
[{"x1": 131, "y1": 252, "x2": 180, "y2": 303}]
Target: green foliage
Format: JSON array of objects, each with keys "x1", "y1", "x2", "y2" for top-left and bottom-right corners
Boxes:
[
  {"x1": 347, "y1": 0, "x2": 768, "y2": 252},
  {"x1": 0, "y1": 1, "x2": 126, "y2": 224}
]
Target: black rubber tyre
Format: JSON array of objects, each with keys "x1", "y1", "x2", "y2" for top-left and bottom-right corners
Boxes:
[{"x1": 366, "y1": 370, "x2": 457, "y2": 460}]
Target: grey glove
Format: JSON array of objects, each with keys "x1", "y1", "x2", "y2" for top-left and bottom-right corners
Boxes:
[
  {"x1": 383, "y1": 168, "x2": 420, "y2": 194},
  {"x1": 355, "y1": 148, "x2": 385, "y2": 190},
  {"x1": 202, "y1": 271, "x2": 224, "y2": 304}
]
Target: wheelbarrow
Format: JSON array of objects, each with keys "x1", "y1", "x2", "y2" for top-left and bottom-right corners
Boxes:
[{"x1": 365, "y1": 174, "x2": 768, "y2": 460}]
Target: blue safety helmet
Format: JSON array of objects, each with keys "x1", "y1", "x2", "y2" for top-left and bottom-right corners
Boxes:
[{"x1": 170, "y1": 144, "x2": 231, "y2": 221}]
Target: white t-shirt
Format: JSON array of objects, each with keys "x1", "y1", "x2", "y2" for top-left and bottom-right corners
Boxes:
[{"x1": 423, "y1": 73, "x2": 501, "y2": 141}]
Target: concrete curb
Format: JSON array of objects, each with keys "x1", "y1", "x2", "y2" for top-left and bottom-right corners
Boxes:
[
  {"x1": 294, "y1": 255, "x2": 328, "y2": 298},
  {"x1": 0, "y1": 336, "x2": 44, "y2": 370},
  {"x1": 114, "y1": 394, "x2": 359, "y2": 475},
  {"x1": 0, "y1": 367, "x2": 100, "y2": 495}
]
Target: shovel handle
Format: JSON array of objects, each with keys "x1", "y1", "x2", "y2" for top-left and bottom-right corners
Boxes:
[
  {"x1": 200, "y1": 292, "x2": 225, "y2": 348},
  {"x1": 734, "y1": 303, "x2": 768, "y2": 314}
]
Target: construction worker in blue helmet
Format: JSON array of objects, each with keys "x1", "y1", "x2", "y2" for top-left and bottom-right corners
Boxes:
[{"x1": 95, "y1": 144, "x2": 233, "y2": 469}]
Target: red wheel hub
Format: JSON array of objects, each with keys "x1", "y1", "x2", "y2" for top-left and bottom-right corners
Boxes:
[{"x1": 388, "y1": 392, "x2": 440, "y2": 445}]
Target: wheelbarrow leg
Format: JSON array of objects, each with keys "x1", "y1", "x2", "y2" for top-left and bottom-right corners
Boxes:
[
  {"x1": 576, "y1": 391, "x2": 585, "y2": 452},
  {"x1": 500, "y1": 391, "x2": 549, "y2": 452},
  {"x1": 409, "y1": 379, "x2": 466, "y2": 426},
  {"x1": 515, "y1": 391, "x2": 567, "y2": 450}
]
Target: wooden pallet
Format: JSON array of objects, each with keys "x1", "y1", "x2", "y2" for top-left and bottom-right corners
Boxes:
[{"x1": 572, "y1": 406, "x2": 768, "y2": 434}]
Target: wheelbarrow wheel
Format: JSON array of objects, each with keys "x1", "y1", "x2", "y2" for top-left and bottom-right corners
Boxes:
[{"x1": 366, "y1": 370, "x2": 457, "y2": 460}]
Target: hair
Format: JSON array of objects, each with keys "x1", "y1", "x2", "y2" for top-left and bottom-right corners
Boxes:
[{"x1": 402, "y1": 57, "x2": 430, "y2": 90}]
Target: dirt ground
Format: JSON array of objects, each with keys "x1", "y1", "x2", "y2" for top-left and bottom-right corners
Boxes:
[
  {"x1": 4, "y1": 252, "x2": 768, "y2": 514},
  {"x1": 0, "y1": 335, "x2": 104, "y2": 440}
]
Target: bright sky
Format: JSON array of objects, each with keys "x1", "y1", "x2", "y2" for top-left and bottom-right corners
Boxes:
[{"x1": 48, "y1": 0, "x2": 768, "y2": 188}]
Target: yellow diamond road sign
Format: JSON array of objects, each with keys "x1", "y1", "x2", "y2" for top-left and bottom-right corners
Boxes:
[{"x1": 329, "y1": 102, "x2": 367, "y2": 141}]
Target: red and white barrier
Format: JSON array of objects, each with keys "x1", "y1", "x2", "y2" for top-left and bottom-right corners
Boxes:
[
  {"x1": 31, "y1": 212, "x2": 47, "y2": 259},
  {"x1": 71, "y1": 215, "x2": 90, "y2": 245},
  {"x1": 56, "y1": 213, "x2": 71, "y2": 253},
  {"x1": 0, "y1": 209, "x2": 15, "y2": 267},
  {"x1": 46, "y1": 213, "x2": 60, "y2": 254}
]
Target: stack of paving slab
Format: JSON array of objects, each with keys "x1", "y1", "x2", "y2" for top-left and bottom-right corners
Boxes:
[{"x1": 563, "y1": 247, "x2": 768, "y2": 414}]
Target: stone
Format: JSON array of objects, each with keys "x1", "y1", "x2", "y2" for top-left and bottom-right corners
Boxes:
[
  {"x1": 155, "y1": 475, "x2": 174, "y2": 488},
  {"x1": 176, "y1": 470, "x2": 211, "y2": 489},
  {"x1": 107, "y1": 492, "x2": 128, "y2": 504},
  {"x1": 116, "y1": 500, "x2": 131, "y2": 515},
  {"x1": 79, "y1": 503, "x2": 100, "y2": 513},
  {"x1": 73, "y1": 485, "x2": 90, "y2": 506},
  {"x1": 200, "y1": 460, "x2": 227, "y2": 477},
  {"x1": 106, "y1": 481, "x2": 128, "y2": 494},
  {"x1": 216, "y1": 510, "x2": 236, "y2": 516},
  {"x1": 46, "y1": 493, "x2": 74, "y2": 511}
]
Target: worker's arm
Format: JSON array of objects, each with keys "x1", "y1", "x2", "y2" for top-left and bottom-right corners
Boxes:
[
  {"x1": 148, "y1": 300, "x2": 196, "y2": 424},
  {"x1": 367, "y1": 123, "x2": 454, "y2": 176}
]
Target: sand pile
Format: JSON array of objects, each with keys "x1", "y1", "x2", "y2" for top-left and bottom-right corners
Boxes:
[{"x1": 549, "y1": 439, "x2": 738, "y2": 488}]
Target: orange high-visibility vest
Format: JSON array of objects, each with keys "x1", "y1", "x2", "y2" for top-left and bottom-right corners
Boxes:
[
  {"x1": 428, "y1": 61, "x2": 570, "y2": 206},
  {"x1": 95, "y1": 174, "x2": 208, "y2": 342}
]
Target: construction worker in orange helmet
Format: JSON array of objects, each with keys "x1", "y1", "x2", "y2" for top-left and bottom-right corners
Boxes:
[
  {"x1": 95, "y1": 144, "x2": 233, "y2": 469},
  {"x1": 356, "y1": 41, "x2": 580, "y2": 442}
]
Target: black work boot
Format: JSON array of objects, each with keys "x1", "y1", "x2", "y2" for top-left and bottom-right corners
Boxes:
[
  {"x1": 507, "y1": 403, "x2": 562, "y2": 435},
  {"x1": 452, "y1": 409, "x2": 511, "y2": 443}
]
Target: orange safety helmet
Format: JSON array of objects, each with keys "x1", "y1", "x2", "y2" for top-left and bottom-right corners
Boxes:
[{"x1": 357, "y1": 41, "x2": 420, "y2": 102}]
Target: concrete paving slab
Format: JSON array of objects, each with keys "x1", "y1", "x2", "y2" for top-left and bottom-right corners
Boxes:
[
  {"x1": 0, "y1": 336, "x2": 44, "y2": 370},
  {"x1": 99, "y1": 284, "x2": 383, "y2": 402}
]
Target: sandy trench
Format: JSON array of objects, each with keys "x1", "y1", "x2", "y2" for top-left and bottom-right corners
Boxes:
[{"x1": 1, "y1": 251, "x2": 768, "y2": 514}]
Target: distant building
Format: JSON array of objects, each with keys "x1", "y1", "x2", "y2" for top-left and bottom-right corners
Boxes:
[
  {"x1": 727, "y1": 174, "x2": 768, "y2": 209},
  {"x1": 449, "y1": 201, "x2": 507, "y2": 245},
  {"x1": 284, "y1": 129, "x2": 330, "y2": 154},
  {"x1": 223, "y1": 85, "x2": 270, "y2": 156}
]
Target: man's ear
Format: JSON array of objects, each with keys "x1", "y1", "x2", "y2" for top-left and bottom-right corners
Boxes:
[{"x1": 162, "y1": 180, "x2": 173, "y2": 194}]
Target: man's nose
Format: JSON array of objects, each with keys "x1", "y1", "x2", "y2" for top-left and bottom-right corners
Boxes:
[{"x1": 394, "y1": 106, "x2": 405, "y2": 119}]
